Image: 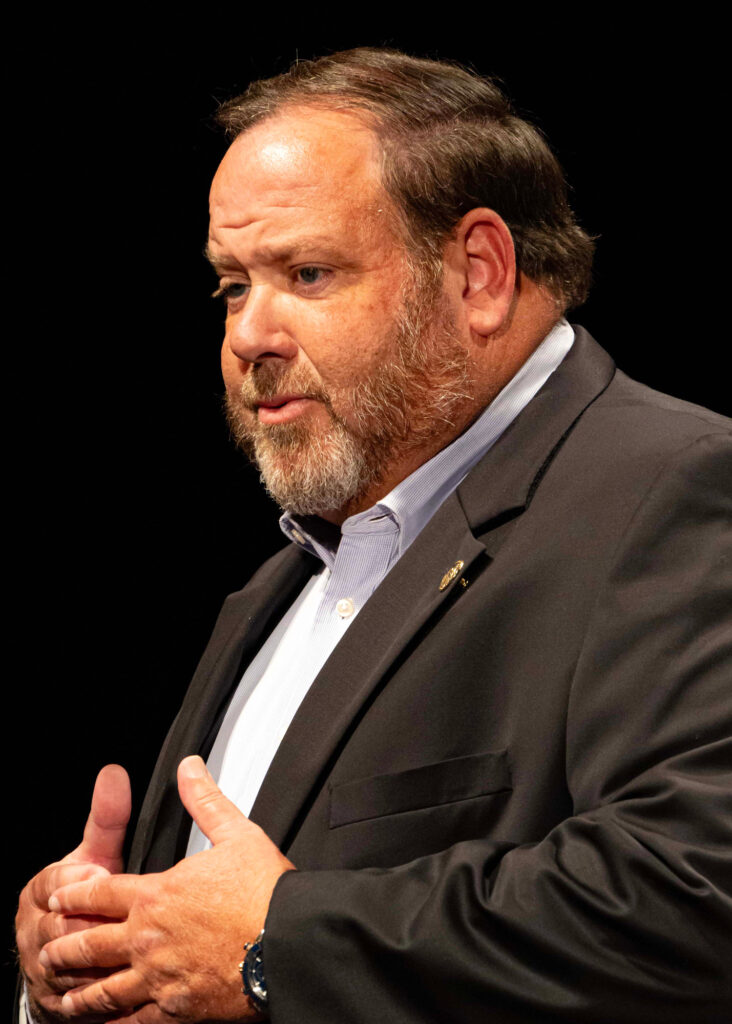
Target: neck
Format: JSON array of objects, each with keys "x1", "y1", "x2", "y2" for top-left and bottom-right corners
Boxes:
[{"x1": 470, "y1": 279, "x2": 563, "y2": 410}]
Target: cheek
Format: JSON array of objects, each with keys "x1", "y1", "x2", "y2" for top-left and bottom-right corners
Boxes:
[{"x1": 308, "y1": 320, "x2": 398, "y2": 393}]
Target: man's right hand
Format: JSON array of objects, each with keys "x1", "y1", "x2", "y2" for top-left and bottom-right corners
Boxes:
[{"x1": 15, "y1": 764, "x2": 131, "y2": 1024}]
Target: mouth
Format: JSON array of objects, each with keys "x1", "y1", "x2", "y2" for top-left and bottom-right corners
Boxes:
[{"x1": 254, "y1": 395, "x2": 317, "y2": 425}]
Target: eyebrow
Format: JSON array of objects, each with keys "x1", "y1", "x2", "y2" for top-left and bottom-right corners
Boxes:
[
  {"x1": 204, "y1": 242, "x2": 237, "y2": 272},
  {"x1": 204, "y1": 237, "x2": 349, "y2": 272}
]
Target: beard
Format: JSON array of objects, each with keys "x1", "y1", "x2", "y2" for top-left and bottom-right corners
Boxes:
[{"x1": 224, "y1": 284, "x2": 474, "y2": 518}]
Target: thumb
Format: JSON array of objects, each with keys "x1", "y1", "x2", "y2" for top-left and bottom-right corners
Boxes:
[
  {"x1": 66, "y1": 764, "x2": 131, "y2": 872},
  {"x1": 178, "y1": 755, "x2": 250, "y2": 845}
]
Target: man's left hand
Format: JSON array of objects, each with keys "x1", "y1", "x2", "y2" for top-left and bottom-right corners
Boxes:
[{"x1": 39, "y1": 756, "x2": 296, "y2": 1022}]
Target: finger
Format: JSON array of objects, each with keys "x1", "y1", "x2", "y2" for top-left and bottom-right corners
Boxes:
[
  {"x1": 45, "y1": 966, "x2": 120, "y2": 993},
  {"x1": 30, "y1": 862, "x2": 111, "y2": 910},
  {"x1": 50, "y1": 873, "x2": 141, "y2": 918},
  {"x1": 46, "y1": 911, "x2": 119, "y2": 940},
  {"x1": 60, "y1": 968, "x2": 146, "y2": 1017},
  {"x1": 66, "y1": 764, "x2": 132, "y2": 872},
  {"x1": 36, "y1": 909, "x2": 117, "y2": 952},
  {"x1": 41, "y1": 920, "x2": 129, "y2": 971},
  {"x1": 177, "y1": 755, "x2": 253, "y2": 845},
  {"x1": 25, "y1": 991, "x2": 70, "y2": 1022}
]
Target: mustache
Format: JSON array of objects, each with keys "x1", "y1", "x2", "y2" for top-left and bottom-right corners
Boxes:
[{"x1": 236, "y1": 365, "x2": 331, "y2": 411}]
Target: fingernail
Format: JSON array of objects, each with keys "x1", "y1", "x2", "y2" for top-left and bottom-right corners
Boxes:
[
  {"x1": 38, "y1": 950, "x2": 50, "y2": 968},
  {"x1": 181, "y1": 755, "x2": 206, "y2": 778},
  {"x1": 48, "y1": 895, "x2": 60, "y2": 912},
  {"x1": 61, "y1": 994, "x2": 74, "y2": 1013}
]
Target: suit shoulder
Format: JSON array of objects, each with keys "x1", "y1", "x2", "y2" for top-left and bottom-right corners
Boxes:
[
  {"x1": 590, "y1": 368, "x2": 730, "y2": 444},
  {"x1": 553, "y1": 367, "x2": 730, "y2": 492},
  {"x1": 532, "y1": 367, "x2": 731, "y2": 544}
]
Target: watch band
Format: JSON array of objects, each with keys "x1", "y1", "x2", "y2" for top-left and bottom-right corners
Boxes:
[{"x1": 239, "y1": 929, "x2": 268, "y2": 1013}]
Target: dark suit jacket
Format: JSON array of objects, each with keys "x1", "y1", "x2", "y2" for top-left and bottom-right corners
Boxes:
[{"x1": 129, "y1": 328, "x2": 732, "y2": 1022}]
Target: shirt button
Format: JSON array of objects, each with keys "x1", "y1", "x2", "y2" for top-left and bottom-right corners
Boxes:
[
  {"x1": 336, "y1": 597, "x2": 355, "y2": 618},
  {"x1": 291, "y1": 529, "x2": 305, "y2": 545}
]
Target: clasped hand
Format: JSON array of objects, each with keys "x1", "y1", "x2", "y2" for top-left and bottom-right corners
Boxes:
[{"x1": 24, "y1": 757, "x2": 295, "y2": 1023}]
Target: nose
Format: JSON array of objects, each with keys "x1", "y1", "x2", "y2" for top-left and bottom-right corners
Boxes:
[{"x1": 224, "y1": 284, "x2": 298, "y2": 365}]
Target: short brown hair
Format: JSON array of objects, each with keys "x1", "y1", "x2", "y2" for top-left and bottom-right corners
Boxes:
[{"x1": 217, "y1": 48, "x2": 594, "y2": 310}]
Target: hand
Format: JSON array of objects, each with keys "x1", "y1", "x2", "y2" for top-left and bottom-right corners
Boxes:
[
  {"x1": 41, "y1": 756, "x2": 296, "y2": 1023},
  {"x1": 16, "y1": 764, "x2": 132, "y2": 1024}
]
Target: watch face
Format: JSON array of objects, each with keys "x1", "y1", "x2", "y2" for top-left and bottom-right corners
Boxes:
[
  {"x1": 248, "y1": 945, "x2": 266, "y2": 997},
  {"x1": 242, "y1": 938, "x2": 267, "y2": 1009}
]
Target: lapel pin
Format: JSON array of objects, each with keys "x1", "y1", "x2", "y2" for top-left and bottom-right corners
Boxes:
[{"x1": 439, "y1": 560, "x2": 465, "y2": 591}]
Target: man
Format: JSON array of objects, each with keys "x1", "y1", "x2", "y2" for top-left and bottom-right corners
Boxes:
[{"x1": 16, "y1": 48, "x2": 731, "y2": 1023}]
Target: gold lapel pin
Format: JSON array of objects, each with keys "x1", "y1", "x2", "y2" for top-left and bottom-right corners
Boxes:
[{"x1": 439, "y1": 560, "x2": 465, "y2": 591}]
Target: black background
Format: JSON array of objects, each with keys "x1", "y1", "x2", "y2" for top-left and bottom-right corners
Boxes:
[{"x1": 6, "y1": 12, "x2": 729, "y2": 1008}]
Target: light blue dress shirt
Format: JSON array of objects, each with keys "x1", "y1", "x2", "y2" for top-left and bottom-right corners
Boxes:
[{"x1": 186, "y1": 320, "x2": 574, "y2": 854}]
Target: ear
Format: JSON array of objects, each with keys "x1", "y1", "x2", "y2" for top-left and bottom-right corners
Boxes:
[{"x1": 455, "y1": 209, "x2": 516, "y2": 338}]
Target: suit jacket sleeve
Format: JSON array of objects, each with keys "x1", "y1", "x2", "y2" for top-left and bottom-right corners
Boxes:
[{"x1": 263, "y1": 431, "x2": 732, "y2": 1023}]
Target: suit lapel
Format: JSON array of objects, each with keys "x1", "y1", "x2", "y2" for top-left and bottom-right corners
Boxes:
[{"x1": 250, "y1": 327, "x2": 616, "y2": 850}]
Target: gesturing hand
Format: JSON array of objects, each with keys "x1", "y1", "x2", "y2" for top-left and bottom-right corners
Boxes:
[
  {"x1": 15, "y1": 764, "x2": 132, "y2": 1024},
  {"x1": 41, "y1": 756, "x2": 296, "y2": 1023}
]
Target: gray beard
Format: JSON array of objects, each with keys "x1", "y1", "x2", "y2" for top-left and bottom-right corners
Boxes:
[
  {"x1": 229, "y1": 413, "x2": 377, "y2": 518},
  {"x1": 224, "y1": 289, "x2": 474, "y2": 518}
]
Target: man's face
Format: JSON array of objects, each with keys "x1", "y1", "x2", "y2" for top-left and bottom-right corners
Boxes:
[{"x1": 208, "y1": 108, "x2": 474, "y2": 521}]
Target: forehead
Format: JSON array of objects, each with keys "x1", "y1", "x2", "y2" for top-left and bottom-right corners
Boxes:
[{"x1": 208, "y1": 107, "x2": 391, "y2": 252}]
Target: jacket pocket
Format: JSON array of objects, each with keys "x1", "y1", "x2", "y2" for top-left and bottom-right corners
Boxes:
[{"x1": 329, "y1": 749, "x2": 511, "y2": 829}]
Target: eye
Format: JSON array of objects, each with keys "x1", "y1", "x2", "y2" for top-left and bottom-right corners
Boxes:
[
  {"x1": 295, "y1": 266, "x2": 330, "y2": 288},
  {"x1": 212, "y1": 281, "x2": 250, "y2": 309}
]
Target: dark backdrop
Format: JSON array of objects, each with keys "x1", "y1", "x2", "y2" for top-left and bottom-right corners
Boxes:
[{"x1": 6, "y1": 13, "x2": 728, "y2": 1007}]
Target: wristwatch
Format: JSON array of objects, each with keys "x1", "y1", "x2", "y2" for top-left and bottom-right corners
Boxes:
[{"x1": 239, "y1": 929, "x2": 268, "y2": 1014}]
